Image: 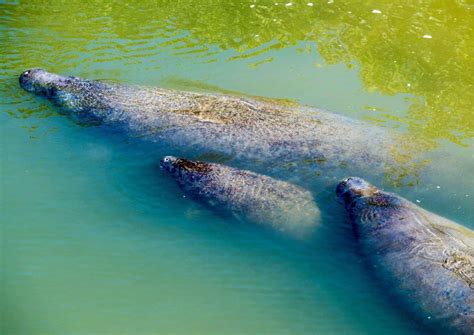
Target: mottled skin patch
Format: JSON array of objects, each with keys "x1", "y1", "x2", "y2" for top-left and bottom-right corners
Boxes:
[
  {"x1": 443, "y1": 253, "x2": 474, "y2": 289},
  {"x1": 337, "y1": 177, "x2": 474, "y2": 334},
  {"x1": 19, "y1": 69, "x2": 408, "y2": 183},
  {"x1": 161, "y1": 156, "x2": 320, "y2": 239}
]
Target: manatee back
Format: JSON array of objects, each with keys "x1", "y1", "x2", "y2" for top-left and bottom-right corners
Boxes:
[{"x1": 96, "y1": 83, "x2": 396, "y2": 179}]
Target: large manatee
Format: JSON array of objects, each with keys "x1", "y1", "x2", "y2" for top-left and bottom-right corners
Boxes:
[
  {"x1": 160, "y1": 156, "x2": 320, "y2": 239},
  {"x1": 19, "y1": 69, "x2": 409, "y2": 184},
  {"x1": 336, "y1": 177, "x2": 473, "y2": 334}
]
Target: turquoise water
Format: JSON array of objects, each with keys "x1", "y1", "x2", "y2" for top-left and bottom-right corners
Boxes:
[{"x1": 1, "y1": 2, "x2": 473, "y2": 334}]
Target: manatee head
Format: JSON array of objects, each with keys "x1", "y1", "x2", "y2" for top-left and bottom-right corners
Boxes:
[
  {"x1": 160, "y1": 156, "x2": 214, "y2": 188},
  {"x1": 20, "y1": 69, "x2": 60, "y2": 96},
  {"x1": 20, "y1": 68, "x2": 80, "y2": 100},
  {"x1": 19, "y1": 69, "x2": 107, "y2": 119},
  {"x1": 336, "y1": 177, "x2": 379, "y2": 204},
  {"x1": 336, "y1": 177, "x2": 404, "y2": 235}
]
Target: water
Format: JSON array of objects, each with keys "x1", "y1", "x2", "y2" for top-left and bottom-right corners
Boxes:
[{"x1": 1, "y1": 1, "x2": 473, "y2": 334}]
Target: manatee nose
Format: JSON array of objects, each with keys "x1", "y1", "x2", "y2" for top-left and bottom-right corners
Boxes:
[
  {"x1": 21, "y1": 69, "x2": 32, "y2": 77},
  {"x1": 19, "y1": 68, "x2": 47, "y2": 91},
  {"x1": 342, "y1": 177, "x2": 365, "y2": 188},
  {"x1": 19, "y1": 69, "x2": 33, "y2": 88},
  {"x1": 340, "y1": 177, "x2": 354, "y2": 186},
  {"x1": 336, "y1": 177, "x2": 359, "y2": 198},
  {"x1": 160, "y1": 156, "x2": 176, "y2": 169}
]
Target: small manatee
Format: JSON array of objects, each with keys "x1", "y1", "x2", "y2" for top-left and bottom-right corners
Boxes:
[
  {"x1": 337, "y1": 177, "x2": 474, "y2": 334},
  {"x1": 161, "y1": 156, "x2": 320, "y2": 239}
]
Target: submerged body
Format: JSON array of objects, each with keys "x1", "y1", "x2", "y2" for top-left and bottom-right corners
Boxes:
[
  {"x1": 161, "y1": 156, "x2": 320, "y2": 238},
  {"x1": 337, "y1": 177, "x2": 473, "y2": 334},
  {"x1": 19, "y1": 69, "x2": 404, "y2": 184}
]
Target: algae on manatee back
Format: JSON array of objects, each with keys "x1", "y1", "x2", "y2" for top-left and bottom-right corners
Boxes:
[{"x1": 161, "y1": 76, "x2": 299, "y2": 107}]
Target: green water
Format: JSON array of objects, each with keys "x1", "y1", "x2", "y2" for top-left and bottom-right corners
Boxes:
[{"x1": 1, "y1": 1, "x2": 473, "y2": 334}]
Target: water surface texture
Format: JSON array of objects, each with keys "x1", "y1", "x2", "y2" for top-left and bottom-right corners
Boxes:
[{"x1": 1, "y1": 1, "x2": 473, "y2": 334}]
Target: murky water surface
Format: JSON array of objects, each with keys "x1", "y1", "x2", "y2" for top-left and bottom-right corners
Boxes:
[{"x1": 1, "y1": 1, "x2": 473, "y2": 334}]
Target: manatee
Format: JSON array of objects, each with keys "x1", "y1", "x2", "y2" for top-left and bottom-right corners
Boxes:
[
  {"x1": 336, "y1": 177, "x2": 474, "y2": 334},
  {"x1": 160, "y1": 156, "x2": 320, "y2": 238},
  {"x1": 19, "y1": 69, "x2": 407, "y2": 184}
]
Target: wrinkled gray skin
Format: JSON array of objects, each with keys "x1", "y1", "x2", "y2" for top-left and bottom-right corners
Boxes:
[
  {"x1": 337, "y1": 177, "x2": 474, "y2": 334},
  {"x1": 161, "y1": 156, "x2": 320, "y2": 239},
  {"x1": 19, "y1": 69, "x2": 401, "y2": 183}
]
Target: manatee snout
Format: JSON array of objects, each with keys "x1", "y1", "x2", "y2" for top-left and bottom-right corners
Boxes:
[
  {"x1": 336, "y1": 177, "x2": 379, "y2": 204},
  {"x1": 19, "y1": 68, "x2": 67, "y2": 98},
  {"x1": 160, "y1": 156, "x2": 178, "y2": 173},
  {"x1": 336, "y1": 177, "x2": 365, "y2": 200},
  {"x1": 19, "y1": 69, "x2": 39, "y2": 92}
]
